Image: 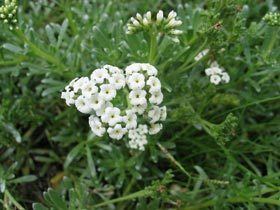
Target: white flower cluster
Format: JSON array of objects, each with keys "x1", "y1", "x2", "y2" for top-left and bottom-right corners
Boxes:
[
  {"x1": 126, "y1": 10, "x2": 183, "y2": 42},
  {"x1": 0, "y1": 0, "x2": 18, "y2": 30},
  {"x1": 205, "y1": 61, "x2": 230, "y2": 85},
  {"x1": 61, "y1": 63, "x2": 166, "y2": 151}
]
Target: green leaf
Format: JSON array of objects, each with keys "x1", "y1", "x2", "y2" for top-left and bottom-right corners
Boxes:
[
  {"x1": 47, "y1": 189, "x2": 68, "y2": 210},
  {"x1": 2, "y1": 43, "x2": 24, "y2": 54},
  {"x1": 56, "y1": 19, "x2": 69, "y2": 49},
  {"x1": 64, "y1": 142, "x2": 84, "y2": 169},
  {"x1": 45, "y1": 24, "x2": 56, "y2": 46},
  {"x1": 41, "y1": 86, "x2": 62, "y2": 97},
  {"x1": 10, "y1": 175, "x2": 37, "y2": 184},
  {"x1": 32, "y1": 203, "x2": 49, "y2": 210},
  {"x1": 1, "y1": 122, "x2": 21, "y2": 143},
  {"x1": 86, "y1": 145, "x2": 96, "y2": 178}
]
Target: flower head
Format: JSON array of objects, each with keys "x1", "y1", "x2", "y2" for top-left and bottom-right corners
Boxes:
[
  {"x1": 0, "y1": 0, "x2": 18, "y2": 30},
  {"x1": 204, "y1": 61, "x2": 230, "y2": 85},
  {"x1": 263, "y1": 12, "x2": 280, "y2": 26},
  {"x1": 126, "y1": 10, "x2": 183, "y2": 42},
  {"x1": 61, "y1": 63, "x2": 166, "y2": 151}
]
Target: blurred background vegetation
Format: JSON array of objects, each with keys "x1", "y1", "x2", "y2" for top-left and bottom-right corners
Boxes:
[{"x1": 0, "y1": 0, "x2": 279, "y2": 209}]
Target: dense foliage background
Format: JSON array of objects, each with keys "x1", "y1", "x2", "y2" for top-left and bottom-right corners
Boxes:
[{"x1": 0, "y1": 0, "x2": 279, "y2": 209}]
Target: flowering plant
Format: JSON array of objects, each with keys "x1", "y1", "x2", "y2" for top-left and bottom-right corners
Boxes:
[{"x1": 1, "y1": 1, "x2": 279, "y2": 209}]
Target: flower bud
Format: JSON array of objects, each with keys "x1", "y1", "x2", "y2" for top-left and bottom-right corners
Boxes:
[
  {"x1": 145, "y1": 11, "x2": 152, "y2": 21},
  {"x1": 156, "y1": 10, "x2": 163, "y2": 23},
  {"x1": 167, "y1": 10, "x2": 177, "y2": 20}
]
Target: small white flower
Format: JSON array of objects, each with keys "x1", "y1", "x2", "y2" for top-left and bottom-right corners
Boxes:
[
  {"x1": 128, "y1": 129, "x2": 138, "y2": 139},
  {"x1": 109, "y1": 73, "x2": 126, "y2": 89},
  {"x1": 210, "y1": 74, "x2": 222, "y2": 85},
  {"x1": 147, "y1": 76, "x2": 161, "y2": 92},
  {"x1": 131, "y1": 135, "x2": 148, "y2": 151},
  {"x1": 149, "y1": 123, "x2": 163, "y2": 135},
  {"x1": 107, "y1": 124, "x2": 127, "y2": 140},
  {"x1": 90, "y1": 68, "x2": 109, "y2": 84},
  {"x1": 148, "y1": 106, "x2": 161, "y2": 123},
  {"x1": 89, "y1": 116, "x2": 106, "y2": 137},
  {"x1": 61, "y1": 91, "x2": 75, "y2": 106},
  {"x1": 66, "y1": 77, "x2": 79, "y2": 91},
  {"x1": 87, "y1": 93, "x2": 105, "y2": 111},
  {"x1": 95, "y1": 102, "x2": 112, "y2": 117},
  {"x1": 101, "y1": 107, "x2": 122, "y2": 126},
  {"x1": 137, "y1": 124, "x2": 148, "y2": 134},
  {"x1": 142, "y1": 63, "x2": 158, "y2": 76},
  {"x1": 132, "y1": 103, "x2": 147, "y2": 114},
  {"x1": 129, "y1": 89, "x2": 147, "y2": 105},
  {"x1": 128, "y1": 139, "x2": 138, "y2": 149},
  {"x1": 99, "y1": 84, "x2": 117, "y2": 101},
  {"x1": 75, "y1": 95, "x2": 92, "y2": 114},
  {"x1": 205, "y1": 62, "x2": 230, "y2": 85},
  {"x1": 73, "y1": 77, "x2": 89, "y2": 93},
  {"x1": 104, "y1": 65, "x2": 123, "y2": 74},
  {"x1": 125, "y1": 63, "x2": 141, "y2": 75},
  {"x1": 128, "y1": 73, "x2": 145, "y2": 89},
  {"x1": 160, "y1": 106, "x2": 167, "y2": 121},
  {"x1": 123, "y1": 110, "x2": 137, "y2": 129},
  {"x1": 221, "y1": 72, "x2": 230, "y2": 83},
  {"x1": 149, "y1": 91, "x2": 163, "y2": 105},
  {"x1": 211, "y1": 67, "x2": 223, "y2": 75},
  {"x1": 205, "y1": 68, "x2": 214, "y2": 76},
  {"x1": 81, "y1": 81, "x2": 98, "y2": 98}
]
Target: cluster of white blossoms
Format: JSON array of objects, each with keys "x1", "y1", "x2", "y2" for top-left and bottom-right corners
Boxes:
[
  {"x1": 0, "y1": 0, "x2": 18, "y2": 30},
  {"x1": 61, "y1": 63, "x2": 166, "y2": 151},
  {"x1": 205, "y1": 61, "x2": 230, "y2": 85},
  {"x1": 126, "y1": 10, "x2": 183, "y2": 42}
]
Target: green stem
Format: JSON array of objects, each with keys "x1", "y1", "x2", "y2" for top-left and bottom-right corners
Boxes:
[
  {"x1": 92, "y1": 189, "x2": 151, "y2": 208},
  {"x1": 175, "y1": 39, "x2": 208, "y2": 74},
  {"x1": 117, "y1": 178, "x2": 136, "y2": 209},
  {"x1": 0, "y1": 56, "x2": 27, "y2": 67},
  {"x1": 148, "y1": 31, "x2": 157, "y2": 64},
  {"x1": 157, "y1": 143, "x2": 191, "y2": 178},
  {"x1": 4, "y1": 189, "x2": 26, "y2": 210},
  {"x1": 215, "y1": 95, "x2": 280, "y2": 119}
]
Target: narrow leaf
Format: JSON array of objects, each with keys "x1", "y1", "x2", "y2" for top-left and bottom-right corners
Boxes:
[{"x1": 64, "y1": 142, "x2": 84, "y2": 169}]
